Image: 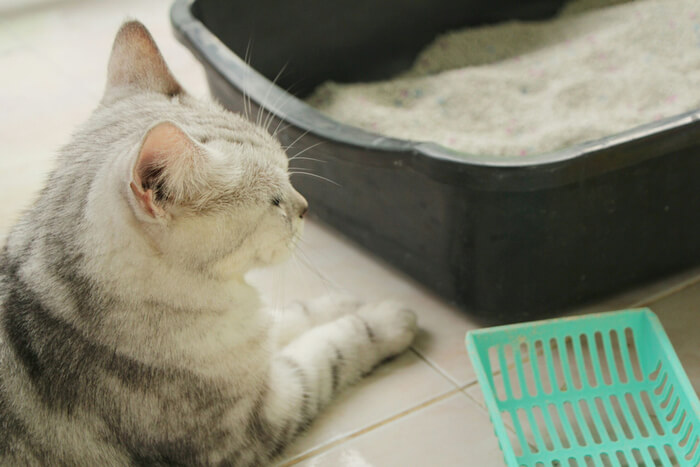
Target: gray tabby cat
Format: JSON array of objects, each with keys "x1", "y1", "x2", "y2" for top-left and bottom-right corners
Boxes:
[{"x1": 0, "y1": 21, "x2": 418, "y2": 466}]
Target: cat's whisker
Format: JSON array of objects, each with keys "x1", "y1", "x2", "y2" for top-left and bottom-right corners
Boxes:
[
  {"x1": 265, "y1": 87, "x2": 297, "y2": 134},
  {"x1": 284, "y1": 129, "x2": 310, "y2": 153},
  {"x1": 288, "y1": 142, "x2": 324, "y2": 162},
  {"x1": 287, "y1": 156, "x2": 325, "y2": 164},
  {"x1": 272, "y1": 120, "x2": 290, "y2": 138},
  {"x1": 265, "y1": 89, "x2": 296, "y2": 135},
  {"x1": 265, "y1": 107, "x2": 284, "y2": 135},
  {"x1": 266, "y1": 76, "x2": 306, "y2": 136},
  {"x1": 292, "y1": 230, "x2": 312, "y2": 250},
  {"x1": 242, "y1": 39, "x2": 254, "y2": 121},
  {"x1": 263, "y1": 110, "x2": 276, "y2": 135},
  {"x1": 258, "y1": 62, "x2": 289, "y2": 129},
  {"x1": 240, "y1": 83, "x2": 250, "y2": 121},
  {"x1": 288, "y1": 171, "x2": 341, "y2": 187},
  {"x1": 256, "y1": 105, "x2": 266, "y2": 128},
  {"x1": 290, "y1": 254, "x2": 335, "y2": 299},
  {"x1": 293, "y1": 237, "x2": 315, "y2": 257},
  {"x1": 292, "y1": 247, "x2": 338, "y2": 291},
  {"x1": 256, "y1": 104, "x2": 264, "y2": 127},
  {"x1": 243, "y1": 37, "x2": 253, "y2": 66},
  {"x1": 262, "y1": 95, "x2": 282, "y2": 133}
]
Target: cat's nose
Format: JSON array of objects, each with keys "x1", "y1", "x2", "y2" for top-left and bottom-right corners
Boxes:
[
  {"x1": 298, "y1": 198, "x2": 309, "y2": 219},
  {"x1": 293, "y1": 191, "x2": 308, "y2": 219}
]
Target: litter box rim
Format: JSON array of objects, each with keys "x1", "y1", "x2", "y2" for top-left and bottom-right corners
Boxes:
[{"x1": 171, "y1": 0, "x2": 700, "y2": 191}]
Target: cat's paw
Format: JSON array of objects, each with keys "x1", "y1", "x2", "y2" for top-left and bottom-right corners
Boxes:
[{"x1": 356, "y1": 300, "x2": 418, "y2": 357}]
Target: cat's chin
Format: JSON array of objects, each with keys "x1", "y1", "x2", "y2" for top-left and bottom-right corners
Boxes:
[
  {"x1": 255, "y1": 225, "x2": 303, "y2": 268},
  {"x1": 256, "y1": 244, "x2": 295, "y2": 268}
]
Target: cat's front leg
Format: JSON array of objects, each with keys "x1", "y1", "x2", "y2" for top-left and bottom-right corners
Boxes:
[
  {"x1": 257, "y1": 301, "x2": 418, "y2": 460},
  {"x1": 270, "y1": 293, "x2": 364, "y2": 349}
]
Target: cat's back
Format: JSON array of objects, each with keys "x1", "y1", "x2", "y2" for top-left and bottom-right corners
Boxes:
[
  {"x1": 0, "y1": 112, "x2": 139, "y2": 463},
  {"x1": 0, "y1": 247, "x2": 58, "y2": 465}
]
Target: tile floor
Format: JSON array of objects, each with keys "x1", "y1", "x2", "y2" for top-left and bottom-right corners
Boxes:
[{"x1": 0, "y1": 1, "x2": 698, "y2": 465}]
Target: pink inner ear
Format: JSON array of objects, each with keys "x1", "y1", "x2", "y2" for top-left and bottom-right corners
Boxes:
[
  {"x1": 130, "y1": 182, "x2": 160, "y2": 218},
  {"x1": 136, "y1": 124, "x2": 177, "y2": 181},
  {"x1": 131, "y1": 122, "x2": 199, "y2": 218}
]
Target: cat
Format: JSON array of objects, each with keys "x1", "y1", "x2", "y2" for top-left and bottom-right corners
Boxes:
[{"x1": 0, "y1": 21, "x2": 418, "y2": 466}]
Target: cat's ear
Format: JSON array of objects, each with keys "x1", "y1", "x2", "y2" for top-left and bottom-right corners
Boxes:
[
  {"x1": 130, "y1": 121, "x2": 200, "y2": 219},
  {"x1": 106, "y1": 20, "x2": 182, "y2": 96}
]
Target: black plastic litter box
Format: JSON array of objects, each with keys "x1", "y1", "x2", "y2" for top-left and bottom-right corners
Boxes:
[{"x1": 171, "y1": 0, "x2": 700, "y2": 323}]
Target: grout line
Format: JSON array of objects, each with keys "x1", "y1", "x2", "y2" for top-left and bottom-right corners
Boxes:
[
  {"x1": 461, "y1": 380, "x2": 479, "y2": 390},
  {"x1": 278, "y1": 388, "x2": 462, "y2": 466},
  {"x1": 461, "y1": 385, "x2": 486, "y2": 411},
  {"x1": 408, "y1": 347, "x2": 468, "y2": 388}
]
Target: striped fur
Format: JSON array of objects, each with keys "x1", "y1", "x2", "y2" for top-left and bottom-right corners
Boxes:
[{"x1": 0, "y1": 21, "x2": 417, "y2": 465}]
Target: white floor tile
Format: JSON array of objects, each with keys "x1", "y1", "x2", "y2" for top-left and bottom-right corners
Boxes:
[
  {"x1": 288, "y1": 392, "x2": 509, "y2": 467},
  {"x1": 279, "y1": 350, "x2": 456, "y2": 462}
]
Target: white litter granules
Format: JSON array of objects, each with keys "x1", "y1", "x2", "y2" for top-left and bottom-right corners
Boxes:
[{"x1": 307, "y1": 0, "x2": 700, "y2": 156}]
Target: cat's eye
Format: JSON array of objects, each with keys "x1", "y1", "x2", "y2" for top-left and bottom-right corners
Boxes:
[{"x1": 272, "y1": 196, "x2": 281, "y2": 206}]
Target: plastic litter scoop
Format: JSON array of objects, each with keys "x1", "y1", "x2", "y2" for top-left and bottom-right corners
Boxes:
[{"x1": 466, "y1": 309, "x2": 700, "y2": 466}]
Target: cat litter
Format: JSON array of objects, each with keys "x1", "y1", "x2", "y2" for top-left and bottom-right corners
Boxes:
[
  {"x1": 466, "y1": 309, "x2": 700, "y2": 466},
  {"x1": 307, "y1": 0, "x2": 700, "y2": 157}
]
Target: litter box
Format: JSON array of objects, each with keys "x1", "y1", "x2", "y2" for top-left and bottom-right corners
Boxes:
[
  {"x1": 171, "y1": 0, "x2": 700, "y2": 323},
  {"x1": 466, "y1": 309, "x2": 700, "y2": 466}
]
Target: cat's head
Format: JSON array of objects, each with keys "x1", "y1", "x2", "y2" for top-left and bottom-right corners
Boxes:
[{"x1": 99, "y1": 21, "x2": 307, "y2": 278}]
